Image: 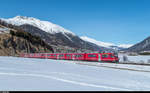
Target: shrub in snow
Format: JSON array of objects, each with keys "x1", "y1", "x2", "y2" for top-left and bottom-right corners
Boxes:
[
  {"x1": 123, "y1": 55, "x2": 128, "y2": 62},
  {"x1": 147, "y1": 59, "x2": 150, "y2": 63},
  {"x1": 139, "y1": 60, "x2": 145, "y2": 64}
]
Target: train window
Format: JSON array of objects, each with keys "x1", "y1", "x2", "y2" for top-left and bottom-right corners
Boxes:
[
  {"x1": 53, "y1": 54, "x2": 57, "y2": 57},
  {"x1": 59, "y1": 54, "x2": 64, "y2": 57},
  {"x1": 66, "y1": 54, "x2": 71, "y2": 57},
  {"x1": 48, "y1": 54, "x2": 51, "y2": 56},
  {"x1": 102, "y1": 54, "x2": 108, "y2": 58},
  {"x1": 41, "y1": 54, "x2": 45, "y2": 56},
  {"x1": 88, "y1": 54, "x2": 97, "y2": 57},
  {"x1": 110, "y1": 54, "x2": 114, "y2": 58},
  {"x1": 75, "y1": 55, "x2": 83, "y2": 57}
]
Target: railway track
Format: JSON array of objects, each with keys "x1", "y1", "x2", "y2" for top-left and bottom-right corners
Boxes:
[
  {"x1": 118, "y1": 61, "x2": 150, "y2": 66},
  {"x1": 72, "y1": 61, "x2": 150, "y2": 72},
  {"x1": 70, "y1": 59, "x2": 150, "y2": 66}
]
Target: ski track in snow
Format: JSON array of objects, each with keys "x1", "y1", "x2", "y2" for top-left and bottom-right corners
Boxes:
[{"x1": 0, "y1": 72, "x2": 130, "y2": 91}]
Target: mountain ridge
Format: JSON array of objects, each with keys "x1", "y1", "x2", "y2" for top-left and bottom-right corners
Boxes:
[
  {"x1": 1, "y1": 16, "x2": 75, "y2": 35},
  {"x1": 80, "y1": 36, "x2": 133, "y2": 50}
]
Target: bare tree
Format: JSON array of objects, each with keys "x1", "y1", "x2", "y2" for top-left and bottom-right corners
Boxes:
[{"x1": 123, "y1": 55, "x2": 128, "y2": 62}]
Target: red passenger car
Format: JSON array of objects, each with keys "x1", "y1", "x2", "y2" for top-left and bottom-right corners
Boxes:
[
  {"x1": 65, "y1": 53, "x2": 73, "y2": 60},
  {"x1": 57, "y1": 53, "x2": 65, "y2": 60},
  {"x1": 73, "y1": 53, "x2": 85, "y2": 60},
  {"x1": 85, "y1": 53, "x2": 119, "y2": 62},
  {"x1": 100, "y1": 53, "x2": 119, "y2": 62},
  {"x1": 85, "y1": 53, "x2": 100, "y2": 61}
]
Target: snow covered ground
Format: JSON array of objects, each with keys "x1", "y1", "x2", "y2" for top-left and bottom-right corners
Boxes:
[
  {"x1": 119, "y1": 54, "x2": 150, "y2": 64},
  {"x1": 1, "y1": 56, "x2": 150, "y2": 91}
]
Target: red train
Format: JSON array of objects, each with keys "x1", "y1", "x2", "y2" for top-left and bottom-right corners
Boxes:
[{"x1": 20, "y1": 52, "x2": 119, "y2": 63}]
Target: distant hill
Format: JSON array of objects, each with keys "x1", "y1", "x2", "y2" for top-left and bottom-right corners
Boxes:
[{"x1": 126, "y1": 36, "x2": 150, "y2": 52}]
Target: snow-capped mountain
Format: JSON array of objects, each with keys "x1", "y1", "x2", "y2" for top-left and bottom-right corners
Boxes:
[
  {"x1": 0, "y1": 16, "x2": 104, "y2": 52},
  {"x1": 1, "y1": 16, "x2": 75, "y2": 36},
  {"x1": 80, "y1": 36, "x2": 133, "y2": 50}
]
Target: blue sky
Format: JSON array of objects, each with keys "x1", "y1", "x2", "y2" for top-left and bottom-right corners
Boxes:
[{"x1": 0, "y1": 0, "x2": 150, "y2": 45}]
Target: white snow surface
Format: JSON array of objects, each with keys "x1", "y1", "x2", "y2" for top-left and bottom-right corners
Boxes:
[
  {"x1": 118, "y1": 44, "x2": 133, "y2": 48},
  {"x1": 1, "y1": 16, "x2": 75, "y2": 35},
  {"x1": 119, "y1": 54, "x2": 150, "y2": 64},
  {"x1": 1, "y1": 56, "x2": 150, "y2": 91},
  {"x1": 80, "y1": 36, "x2": 133, "y2": 48},
  {"x1": 80, "y1": 36, "x2": 115, "y2": 48}
]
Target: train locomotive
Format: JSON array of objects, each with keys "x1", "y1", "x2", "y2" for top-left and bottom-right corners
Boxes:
[{"x1": 20, "y1": 52, "x2": 119, "y2": 63}]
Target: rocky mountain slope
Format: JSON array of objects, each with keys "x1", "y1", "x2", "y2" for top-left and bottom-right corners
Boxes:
[
  {"x1": 126, "y1": 36, "x2": 150, "y2": 52},
  {"x1": 0, "y1": 24, "x2": 54, "y2": 56}
]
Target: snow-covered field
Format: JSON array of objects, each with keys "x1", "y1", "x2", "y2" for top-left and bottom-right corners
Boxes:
[
  {"x1": 1, "y1": 56, "x2": 150, "y2": 91},
  {"x1": 119, "y1": 54, "x2": 150, "y2": 64}
]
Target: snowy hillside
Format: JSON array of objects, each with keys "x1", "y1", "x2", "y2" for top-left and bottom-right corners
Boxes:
[
  {"x1": 80, "y1": 36, "x2": 133, "y2": 49},
  {"x1": 118, "y1": 44, "x2": 133, "y2": 48},
  {"x1": 80, "y1": 36, "x2": 114, "y2": 48},
  {"x1": 1, "y1": 16, "x2": 75, "y2": 35},
  {"x1": 1, "y1": 56, "x2": 150, "y2": 90}
]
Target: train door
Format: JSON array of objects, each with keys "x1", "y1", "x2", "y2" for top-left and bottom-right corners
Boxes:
[
  {"x1": 72, "y1": 54, "x2": 75, "y2": 60},
  {"x1": 57, "y1": 54, "x2": 59, "y2": 60},
  {"x1": 56, "y1": 54, "x2": 59, "y2": 60},
  {"x1": 98, "y1": 54, "x2": 101, "y2": 62},
  {"x1": 101, "y1": 53, "x2": 110, "y2": 62},
  {"x1": 45, "y1": 53, "x2": 48, "y2": 59}
]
